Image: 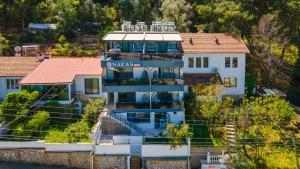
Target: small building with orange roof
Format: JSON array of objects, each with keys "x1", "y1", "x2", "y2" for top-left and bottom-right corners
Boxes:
[{"x1": 19, "y1": 57, "x2": 103, "y2": 104}]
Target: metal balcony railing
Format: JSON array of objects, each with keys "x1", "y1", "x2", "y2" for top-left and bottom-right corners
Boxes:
[
  {"x1": 103, "y1": 78, "x2": 182, "y2": 86},
  {"x1": 107, "y1": 112, "x2": 144, "y2": 135},
  {"x1": 115, "y1": 101, "x2": 183, "y2": 110},
  {"x1": 102, "y1": 52, "x2": 183, "y2": 61}
]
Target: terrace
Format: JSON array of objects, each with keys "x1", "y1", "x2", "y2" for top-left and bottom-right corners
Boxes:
[
  {"x1": 103, "y1": 52, "x2": 183, "y2": 61},
  {"x1": 103, "y1": 78, "x2": 182, "y2": 86}
]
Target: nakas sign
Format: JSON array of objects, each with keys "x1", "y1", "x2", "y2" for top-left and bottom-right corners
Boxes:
[{"x1": 106, "y1": 61, "x2": 141, "y2": 67}]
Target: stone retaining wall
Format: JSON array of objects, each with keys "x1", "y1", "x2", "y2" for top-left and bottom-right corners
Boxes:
[
  {"x1": 0, "y1": 149, "x2": 127, "y2": 169},
  {"x1": 145, "y1": 159, "x2": 188, "y2": 169},
  {"x1": 93, "y1": 156, "x2": 127, "y2": 169}
]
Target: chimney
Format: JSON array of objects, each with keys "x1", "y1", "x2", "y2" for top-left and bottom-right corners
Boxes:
[
  {"x1": 189, "y1": 38, "x2": 193, "y2": 45},
  {"x1": 215, "y1": 37, "x2": 220, "y2": 45}
]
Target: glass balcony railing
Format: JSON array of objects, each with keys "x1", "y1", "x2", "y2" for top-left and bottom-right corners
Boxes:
[
  {"x1": 115, "y1": 101, "x2": 183, "y2": 110},
  {"x1": 102, "y1": 52, "x2": 183, "y2": 61},
  {"x1": 103, "y1": 78, "x2": 183, "y2": 86}
]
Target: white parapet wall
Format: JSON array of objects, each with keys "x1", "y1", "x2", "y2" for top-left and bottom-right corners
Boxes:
[
  {"x1": 142, "y1": 144, "x2": 189, "y2": 157},
  {"x1": 45, "y1": 143, "x2": 93, "y2": 152},
  {"x1": 113, "y1": 135, "x2": 143, "y2": 144},
  {"x1": 0, "y1": 141, "x2": 45, "y2": 149},
  {"x1": 95, "y1": 144, "x2": 130, "y2": 155}
]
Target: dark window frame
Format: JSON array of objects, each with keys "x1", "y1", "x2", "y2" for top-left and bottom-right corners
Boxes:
[
  {"x1": 196, "y1": 57, "x2": 201, "y2": 68},
  {"x1": 6, "y1": 79, "x2": 20, "y2": 90},
  {"x1": 84, "y1": 78, "x2": 100, "y2": 94},
  {"x1": 225, "y1": 57, "x2": 231, "y2": 68},
  {"x1": 188, "y1": 57, "x2": 194, "y2": 68},
  {"x1": 203, "y1": 57, "x2": 209, "y2": 68},
  {"x1": 232, "y1": 57, "x2": 238, "y2": 68}
]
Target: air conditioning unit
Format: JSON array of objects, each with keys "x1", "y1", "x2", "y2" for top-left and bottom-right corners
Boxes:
[
  {"x1": 212, "y1": 68, "x2": 218, "y2": 73},
  {"x1": 74, "y1": 101, "x2": 83, "y2": 114}
]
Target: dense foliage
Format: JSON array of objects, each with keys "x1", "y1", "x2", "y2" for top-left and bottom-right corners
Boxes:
[
  {"x1": 163, "y1": 123, "x2": 193, "y2": 149},
  {"x1": 185, "y1": 94, "x2": 300, "y2": 168},
  {"x1": 0, "y1": 90, "x2": 39, "y2": 122},
  {"x1": 1, "y1": 0, "x2": 299, "y2": 88}
]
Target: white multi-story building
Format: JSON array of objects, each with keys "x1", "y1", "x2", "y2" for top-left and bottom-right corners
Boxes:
[
  {"x1": 181, "y1": 33, "x2": 249, "y2": 97},
  {"x1": 100, "y1": 22, "x2": 185, "y2": 135}
]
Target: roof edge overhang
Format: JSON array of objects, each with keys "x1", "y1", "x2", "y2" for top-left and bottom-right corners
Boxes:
[{"x1": 19, "y1": 82, "x2": 72, "y2": 85}]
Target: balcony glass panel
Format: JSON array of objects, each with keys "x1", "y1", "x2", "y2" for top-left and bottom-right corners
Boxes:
[
  {"x1": 104, "y1": 52, "x2": 182, "y2": 61},
  {"x1": 103, "y1": 78, "x2": 181, "y2": 86},
  {"x1": 22, "y1": 85, "x2": 70, "y2": 101},
  {"x1": 116, "y1": 101, "x2": 183, "y2": 110}
]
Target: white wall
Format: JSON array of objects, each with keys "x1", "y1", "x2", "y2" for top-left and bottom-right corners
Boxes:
[
  {"x1": 113, "y1": 136, "x2": 143, "y2": 144},
  {"x1": 95, "y1": 144, "x2": 130, "y2": 155},
  {"x1": 74, "y1": 75, "x2": 103, "y2": 98},
  {"x1": 0, "y1": 77, "x2": 22, "y2": 99},
  {"x1": 142, "y1": 145, "x2": 188, "y2": 157},
  {"x1": 182, "y1": 53, "x2": 246, "y2": 96},
  {"x1": 168, "y1": 111, "x2": 184, "y2": 124},
  {"x1": 45, "y1": 143, "x2": 92, "y2": 152},
  {"x1": 0, "y1": 141, "x2": 45, "y2": 149}
]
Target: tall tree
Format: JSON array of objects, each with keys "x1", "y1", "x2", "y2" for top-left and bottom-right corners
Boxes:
[
  {"x1": 160, "y1": 0, "x2": 193, "y2": 32},
  {"x1": 196, "y1": 0, "x2": 254, "y2": 36}
]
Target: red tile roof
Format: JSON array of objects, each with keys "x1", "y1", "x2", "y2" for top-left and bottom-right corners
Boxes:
[
  {"x1": 180, "y1": 33, "x2": 249, "y2": 53},
  {"x1": 183, "y1": 73, "x2": 223, "y2": 85},
  {"x1": 20, "y1": 57, "x2": 102, "y2": 84},
  {"x1": 0, "y1": 57, "x2": 40, "y2": 77}
]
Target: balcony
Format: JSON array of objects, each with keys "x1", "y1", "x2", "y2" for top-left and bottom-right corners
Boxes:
[
  {"x1": 101, "y1": 52, "x2": 184, "y2": 68},
  {"x1": 104, "y1": 52, "x2": 182, "y2": 61},
  {"x1": 102, "y1": 78, "x2": 184, "y2": 92},
  {"x1": 112, "y1": 101, "x2": 183, "y2": 113},
  {"x1": 103, "y1": 78, "x2": 182, "y2": 86}
]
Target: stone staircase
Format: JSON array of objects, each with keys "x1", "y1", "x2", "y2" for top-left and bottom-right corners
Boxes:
[
  {"x1": 103, "y1": 112, "x2": 144, "y2": 136},
  {"x1": 225, "y1": 121, "x2": 236, "y2": 149}
]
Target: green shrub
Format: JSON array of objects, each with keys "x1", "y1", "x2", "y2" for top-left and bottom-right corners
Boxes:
[
  {"x1": 64, "y1": 120, "x2": 90, "y2": 142},
  {"x1": 82, "y1": 98, "x2": 105, "y2": 125},
  {"x1": 45, "y1": 129, "x2": 68, "y2": 143},
  {"x1": 27, "y1": 111, "x2": 50, "y2": 133},
  {"x1": 0, "y1": 90, "x2": 39, "y2": 122}
]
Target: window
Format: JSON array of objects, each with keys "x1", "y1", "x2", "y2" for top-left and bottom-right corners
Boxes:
[
  {"x1": 118, "y1": 92, "x2": 136, "y2": 102},
  {"x1": 203, "y1": 57, "x2": 209, "y2": 68},
  {"x1": 232, "y1": 57, "x2": 238, "y2": 68},
  {"x1": 225, "y1": 57, "x2": 231, "y2": 68},
  {"x1": 167, "y1": 42, "x2": 177, "y2": 51},
  {"x1": 6, "y1": 79, "x2": 20, "y2": 89},
  {"x1": 112, "y1": 41, "x2": 122, "y2": 49},
  {"x1": 224, "y1": 77, "x2": 237, "y2": 87},
  {"x1": 159, "y1": 67, "x2": 180, "y2": 78},
  {"x1": 188, "y1": 57, "x2": 194, "y2": 68},
  {"x1": 133, "y1": 42, "x2": 143, "y2": 53},
  {"x1": 196, "y1": 57, "x2": 201, "y2": 68},
  {"x1": 84, "y1": 78, "x2": 99, "y2": 94},
  {"x1": 146, "y1": 42, "x2": 157, "y2": 53},
  {"x1": 127, "y1": 113, "x2": 150, "y2": 123}
]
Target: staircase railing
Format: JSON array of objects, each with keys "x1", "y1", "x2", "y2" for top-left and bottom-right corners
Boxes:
[{"x1": 107, "y1": 112, "x2": 144, "y2": 136}]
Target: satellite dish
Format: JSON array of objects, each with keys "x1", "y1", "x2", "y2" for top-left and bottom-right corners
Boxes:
[{"x1": 14, "y1": 46, "x2": 22, "y2": 53}]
